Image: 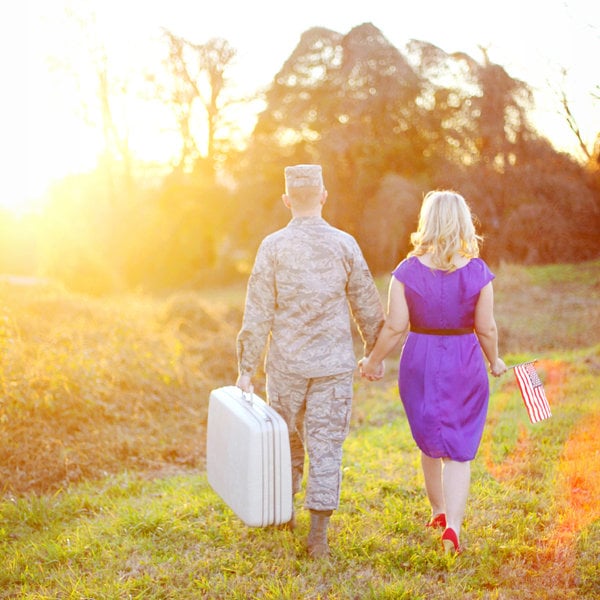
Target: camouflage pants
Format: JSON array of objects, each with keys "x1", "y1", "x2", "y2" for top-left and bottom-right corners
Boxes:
[{"x1": 266, "y1": 368, "x2": 354, "y2": 512}]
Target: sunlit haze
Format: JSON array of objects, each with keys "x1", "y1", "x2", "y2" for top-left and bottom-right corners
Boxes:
[{"x1": 11, "y1": 0, "x2": 600, "y2": 214}]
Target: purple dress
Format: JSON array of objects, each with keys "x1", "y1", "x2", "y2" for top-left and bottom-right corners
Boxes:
[{"x1": 394, "y1": 256, "x2": 495, "y2": 461}]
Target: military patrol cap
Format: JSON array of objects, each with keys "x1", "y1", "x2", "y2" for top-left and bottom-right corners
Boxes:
[{"x1": 284, "y1": 164, "x2": 323, "y2": 189}]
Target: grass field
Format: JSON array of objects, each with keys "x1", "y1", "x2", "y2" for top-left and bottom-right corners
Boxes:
[{"x1": 0, "y1": 260, "x2": 599, "y2": 598}]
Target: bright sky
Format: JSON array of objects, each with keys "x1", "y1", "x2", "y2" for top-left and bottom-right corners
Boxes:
[{"x1": 6, "y1": 0, "x2": 600, "y2": 213}]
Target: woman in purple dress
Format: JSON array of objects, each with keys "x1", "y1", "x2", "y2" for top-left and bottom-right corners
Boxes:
[{"x1": 360, "y1": 190, "x2": 507, "y2": 554}]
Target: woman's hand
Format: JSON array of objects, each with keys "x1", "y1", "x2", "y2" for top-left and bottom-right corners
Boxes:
[
  {"x1": 359, "y1": 356, "x2": 385, "y2": 381},
  {"x1": 489, "y1": 358, "x2": 507, "y2": 377}
]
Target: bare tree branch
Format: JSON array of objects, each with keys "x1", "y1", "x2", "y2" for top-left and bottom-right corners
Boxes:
[
  {"x1": 553, "y1": 68, "x2": 597, "y2": 162},
  {"x1": 558, "y1": 86, "x2": 591, "y2": 161}
]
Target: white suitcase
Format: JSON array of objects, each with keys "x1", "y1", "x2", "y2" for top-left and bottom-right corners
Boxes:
[{"x1": 206, "y1": 386, "x2": 293, "y2": 527}]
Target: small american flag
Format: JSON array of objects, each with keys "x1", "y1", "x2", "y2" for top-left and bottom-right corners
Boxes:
[{"x1": 513, "y1": 361, "x2": 551, "y2": 423}]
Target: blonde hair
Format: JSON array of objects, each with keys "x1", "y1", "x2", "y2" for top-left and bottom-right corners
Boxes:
[{"x1": 408, "y1": 190, "x2": 482, "y2": 271}]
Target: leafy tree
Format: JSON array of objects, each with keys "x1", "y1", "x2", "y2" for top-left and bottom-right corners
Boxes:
[
  {"x1": 123, "y1": 31, "x2": 244, "y2": 289},
  {"x1": 141, "y1": 167, "x2": 237, "y2": 290},
  {"x1": 359, "y1": 175, "x2": 422, "y2": 271},
  {"x1": 236, "y1": 23, "x2": 425, "y2": 249},
  {"x1": 53, "y1": 4, "x2": 137, "y2": 201},
  {"x1": 153, "y1": 30, "x2": 238, "y2": 180},
  {"x1": 37, "y1": 172, "x2": 127, "y2": 295},
  {"x1": 33, "y1": 19, "x2": 600, "y2": 293},
  {"x1": 235, "y1": 23, "x2": 599, "y2": 271}
]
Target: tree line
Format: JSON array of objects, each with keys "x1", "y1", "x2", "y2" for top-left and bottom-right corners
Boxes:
[{"x1": 10, "y1": 22, "x2": 600, "y2": 294}]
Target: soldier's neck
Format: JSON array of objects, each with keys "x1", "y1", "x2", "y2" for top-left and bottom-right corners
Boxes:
[{"x1": 290, "y1": 208, "x2": 322, "y2": 218}]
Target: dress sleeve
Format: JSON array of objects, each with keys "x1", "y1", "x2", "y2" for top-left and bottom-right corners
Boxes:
[
  {"x1": 392, "y1": 258, "x2": 410, "y2": 283},
  {"x1": 476, "y1": 258, "x2": 495, "y2": 288},
  {"x1": 463, "y1": 258, "x2": 495, "y2": 298}
]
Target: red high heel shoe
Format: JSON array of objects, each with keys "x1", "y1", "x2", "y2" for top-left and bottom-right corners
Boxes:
[
  {"x1": 426, "y1": 513, "x2": 446, "y2": 529},
  {"x1": 441, "y1": 527, "x2": 462, "y2": 554}
]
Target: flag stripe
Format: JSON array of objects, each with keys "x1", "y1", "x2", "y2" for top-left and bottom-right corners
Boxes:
[{"x1": 513, "y1": 361, "x2": 551, "y2": 424}]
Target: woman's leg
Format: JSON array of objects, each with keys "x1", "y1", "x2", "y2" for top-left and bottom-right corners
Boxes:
[
  {"x1": 421, "y1": 452, "x2": 445, "y2": 518},
  {"x1": 442, "y1": 459, "x2": 471, "y2": 540}
]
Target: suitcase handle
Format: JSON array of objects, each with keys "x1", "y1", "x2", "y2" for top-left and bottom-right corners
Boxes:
[
  {"x1": 240, "y1": 389, "x2": 272, "y2": 423},
  {"x1": 241, "y1": 390, "x2": 254, "y2": 405}
]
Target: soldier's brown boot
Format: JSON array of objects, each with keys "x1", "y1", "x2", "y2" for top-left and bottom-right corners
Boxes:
[{"x1": 307, "y1": 509, "x2": 332, "y2": 558}]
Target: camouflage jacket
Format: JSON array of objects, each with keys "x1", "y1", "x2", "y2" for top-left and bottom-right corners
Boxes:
[{"x1": 237, "y1": 216, "x2": 385, "y2": 379}]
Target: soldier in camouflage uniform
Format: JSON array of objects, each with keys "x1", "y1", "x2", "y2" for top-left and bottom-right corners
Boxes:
[{"x1": 236, "y1": 164, "x2": 384, "y2": 558}]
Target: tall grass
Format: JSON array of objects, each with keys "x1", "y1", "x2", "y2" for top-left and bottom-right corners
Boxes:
[{"x1": 0, "y1": 260, "x2": 599, "y2": 598}]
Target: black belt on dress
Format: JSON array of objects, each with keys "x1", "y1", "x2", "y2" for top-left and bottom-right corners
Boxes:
[{"x1": 410, "y1": 326, "x2": 473, "y2": 336}]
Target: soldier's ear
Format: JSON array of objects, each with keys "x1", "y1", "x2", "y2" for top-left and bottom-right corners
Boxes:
[
  {"x1": 282, "y1": 194, "x2": 291, "y2": 209},
  {"x1": 320, "y1": 189, "x2": 328, "y2": 206}
]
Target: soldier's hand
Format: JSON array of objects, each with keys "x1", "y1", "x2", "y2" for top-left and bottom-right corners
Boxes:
[
  {"x1": 358, "y1": 357, "x2": 368, "y2": 377},
  {"x1": 236, "y1": 373, "x2": 253, "y2": 393}
]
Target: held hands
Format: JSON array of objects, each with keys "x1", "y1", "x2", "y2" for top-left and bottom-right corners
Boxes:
[
  {"x1": 489, "y1": 358, "x2": 508, "y2": 378},
  {"x1": 359, "y1": 356, "x2": 385, "y2": 382}
]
